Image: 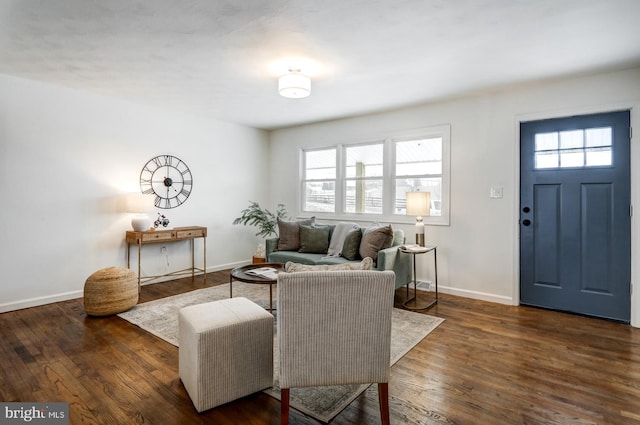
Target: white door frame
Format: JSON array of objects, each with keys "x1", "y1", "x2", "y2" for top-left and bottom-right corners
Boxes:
[{"x1": 514, "y1": 102, "x2": 639, "y2": 327}]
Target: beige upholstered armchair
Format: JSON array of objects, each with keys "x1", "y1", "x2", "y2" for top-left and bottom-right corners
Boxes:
[{"x1": 277, "y1": 270, "x2": 396, "y2": 425}]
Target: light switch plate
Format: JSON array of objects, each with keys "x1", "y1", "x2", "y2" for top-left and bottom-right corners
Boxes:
[{"x1": 490, "y1": 186, "x2": 503, "y2": 199}]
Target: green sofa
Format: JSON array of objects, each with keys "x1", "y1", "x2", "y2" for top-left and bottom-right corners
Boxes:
[{"x1": 265, "y1": 224, "x2": 411, "y2": 290}]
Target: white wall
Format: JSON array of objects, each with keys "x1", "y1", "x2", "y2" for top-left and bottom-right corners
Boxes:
[
  {"x1": 0, "y1": 74, "x2": 269, "y2": 312},
  {"x1": 269, "y1": 66, "x2": 640, "y2": 326}
]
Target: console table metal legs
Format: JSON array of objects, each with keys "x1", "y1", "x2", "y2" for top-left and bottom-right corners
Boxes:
[{"x1": 401, "y1": 246, "x2": 438, "y2": 311}]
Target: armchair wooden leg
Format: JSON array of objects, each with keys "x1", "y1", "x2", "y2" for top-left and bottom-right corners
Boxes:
[
  {"x1": 378, "y1": 383, "x2": 390, "y2": 425},
  {"x1": 281, "y1": 388, "x2": 290, "y2": 425}
]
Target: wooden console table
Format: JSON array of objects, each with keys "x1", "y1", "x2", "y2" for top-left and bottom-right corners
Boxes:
[{"x1": 126, "y1": 226, "x2": 207, "y2": 289}]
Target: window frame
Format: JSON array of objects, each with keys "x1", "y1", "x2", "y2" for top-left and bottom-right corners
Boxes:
[
  {"x1": 343, "y1": 140, "x2": 386, "y2": 215},
  {"x1": 299, "y1": 124, "x2": 451, "y2": 226},
  {"x1": 300, "y1": 147, "x2": 338, "y2": 214}
]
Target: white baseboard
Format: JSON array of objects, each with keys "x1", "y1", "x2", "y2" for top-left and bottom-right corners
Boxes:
[
  {"x1": 0, "y1": 290, "x2": 84, "y2": 314},
  {"x1": 0, "y1": 261, "x2": 252, "y2": 314},
  {"x1": 438, "y1": 285, "x2": 515, "y2": 305},
  {"x1": 1, "y1": 263, "x2": 516, "y2": 314}
]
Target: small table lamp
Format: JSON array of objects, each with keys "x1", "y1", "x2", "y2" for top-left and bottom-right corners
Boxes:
[
  {"x1": 406, "y1": 191, "x2": 430, "y2": 246},
  {"x1": 127, "y1": 193, "x2": 153, "y2": 232}
]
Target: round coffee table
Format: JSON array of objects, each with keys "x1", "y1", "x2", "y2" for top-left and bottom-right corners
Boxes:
[{"x1": 229, "y1": 263, "x2": 283, "y2": 314}]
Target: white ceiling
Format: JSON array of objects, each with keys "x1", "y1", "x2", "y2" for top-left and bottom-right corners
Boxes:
[{"x1": 2, "y1": 0, "x2": 640, "y2": 130}]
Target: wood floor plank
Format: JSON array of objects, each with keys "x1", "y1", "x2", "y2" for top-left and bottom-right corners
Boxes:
[{"x1": 1, "y1": 271, "x2": 640, "y2": 424}]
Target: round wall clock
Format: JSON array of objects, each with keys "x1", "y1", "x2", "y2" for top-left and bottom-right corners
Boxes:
[{"x1": 140, "y1": 154, "x2": 192, "y2": 209}]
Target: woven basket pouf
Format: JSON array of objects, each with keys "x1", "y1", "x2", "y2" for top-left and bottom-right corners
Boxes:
[{"x1": 84, "y1": 267, "x2": 138, "y2": 316}]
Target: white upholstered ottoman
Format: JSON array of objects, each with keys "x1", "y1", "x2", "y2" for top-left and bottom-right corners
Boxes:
[{"x1": 178, "y1": 297, "x2": 274, "y2": 412}]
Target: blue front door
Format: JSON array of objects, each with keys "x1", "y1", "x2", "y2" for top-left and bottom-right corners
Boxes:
[{"x1": 520, "y1": 111, "x2": 631, "y2": 322}]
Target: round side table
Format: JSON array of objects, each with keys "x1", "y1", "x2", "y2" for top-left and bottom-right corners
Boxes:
[
  {"x1": 229, "y1": 263, "x2": 283, "y2": 314},
  {"x1": 398, "y1": 245, "x2": 438, "y2": 311}
]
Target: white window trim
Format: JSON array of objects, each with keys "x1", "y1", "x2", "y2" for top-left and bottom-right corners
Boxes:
[{"x1": 299, "y1": 124, "x2": 451, "y2": 226}]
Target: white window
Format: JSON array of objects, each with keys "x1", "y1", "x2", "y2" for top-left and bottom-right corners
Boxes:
[
  {"x1": 302, "y1": 148, "x2": 337, "y2": 213},
  {"x1": 344, "y1": 143, "x2": 384, "y2": 214},
  {"x1": 301, "y1": 125, "x2": 450, "y2": 225},
  {"x1": 394, "y1": 136, "x2": 443, "y2": 217}
]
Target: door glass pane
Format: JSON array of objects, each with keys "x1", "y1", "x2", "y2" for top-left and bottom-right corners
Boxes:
[
  {"x1": 560, "y1": 130, "x2": 584, "y2": 149},
  {"x1": 560, "y1": 149, "x2": 584, "y2": 167},
  {"x1": 586, "y1": 127, "x2": 612, "y2": 147},
  {"x1": 534, "y1": 127, "x2": 612, "y2": 169},
  {"x1": 535, "y1": 132, "x2": 558, "y2": 151},
  {"x1": 586, "y1": 147, "x2": 612, "y2": 166},
  {"x1": 535, "y1": 151, "x2": 559, "y2": 169}
]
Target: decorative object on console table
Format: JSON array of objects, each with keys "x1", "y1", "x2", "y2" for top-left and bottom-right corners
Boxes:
[
  {"x1": 398, "y1": 244, "x2": 438, "y2": 311},
  {"x1": 125, "y1": 226, "x2": 207, "y2": 290},
  {"x1": 126, "y1": 192, "x2": 153, "y2": 232},
  {"x1": 153, "y1": 213, "x2": 170, "y2": 228},
  {"x1": 406, "y1": 191, "x2": 431, "y2": 247}
]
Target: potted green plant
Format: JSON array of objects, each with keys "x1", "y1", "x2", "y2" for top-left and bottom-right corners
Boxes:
[{"x1": 233, "y1": 202, "x2": 289, "y2": 261}]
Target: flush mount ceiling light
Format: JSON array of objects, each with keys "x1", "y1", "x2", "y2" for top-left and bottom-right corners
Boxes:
[{"x1": 278, "y1": 68, "x2": 311, "y2": 98}]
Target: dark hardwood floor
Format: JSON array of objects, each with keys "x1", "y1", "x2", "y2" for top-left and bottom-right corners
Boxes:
[{"x1": 2, "y1": 270, "x2": 640, "y2": 424}]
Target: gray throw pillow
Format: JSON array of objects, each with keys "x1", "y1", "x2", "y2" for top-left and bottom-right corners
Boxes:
[
  {"x1": 277, "y1": 217, "x2": 315, "y2": 251},
  {"x1": 359, "y1": 224, "x2": 394, "y2": 262},
  {"x1": 299, "y1": 225, "x2": 331, "y2": 254},
  {"x1": 341, "y1": 228, "x2": 362, "y2": 260}
]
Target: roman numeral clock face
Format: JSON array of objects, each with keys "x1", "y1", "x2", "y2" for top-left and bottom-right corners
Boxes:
[{"x1": 140, "y1": 155, "x2": 193, "y2": 209}]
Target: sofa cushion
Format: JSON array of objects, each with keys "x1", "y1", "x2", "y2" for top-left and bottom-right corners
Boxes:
[
  {"x1": 283, "y1": 257, "x2": 374, "y2": 272},
  {"x1": 277, "y1": 217, "x2": 315, "y2": 251},
  {"x1": 391, "y1": 229, "x2": 405, "y2": 246},
  {"x1": 359, "y1": 224, "x2": 394, "y2": 261},
  {"x1": 269, "y1": 250, "x2": 323, "y2": 265},
  {"x1": 298, "y1": 225, "x2": 331, "y2": 254},
  {"x1": 268, "y1": 249, "x2": 356, "y2": 265},
  {"x1": 341, "y1": 228, "x2": 362, "y2": 260}
]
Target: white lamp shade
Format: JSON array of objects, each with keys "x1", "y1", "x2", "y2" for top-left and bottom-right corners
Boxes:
[
  {"x1": 406, "y1": 191, "x2": 431, "y2": 217},
  {"x1": 279, "y1": 72, "x2": 311, "y2": 98}
]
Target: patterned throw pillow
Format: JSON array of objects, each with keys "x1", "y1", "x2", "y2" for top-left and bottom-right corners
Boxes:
[
  {"x1": 277, "y1": 217, "x2": 315, "y2": 251},
  {"x1": 283, "y1": 257, "x2": 374, "y2": 272}
]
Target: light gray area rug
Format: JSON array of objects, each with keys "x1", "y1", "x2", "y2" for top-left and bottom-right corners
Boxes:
[{"x1": 118, "y1": 282, "x2": 444, "y2": 423}]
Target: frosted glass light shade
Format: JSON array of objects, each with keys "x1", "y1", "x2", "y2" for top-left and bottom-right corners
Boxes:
[{"x1": 279, "y1": 72, "x2": 311, "y2": 98}]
